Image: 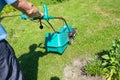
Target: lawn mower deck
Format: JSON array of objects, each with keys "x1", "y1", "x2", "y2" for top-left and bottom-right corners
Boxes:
[{"x1": 45, "y1": 24, "x2": 77, "y2": 54}]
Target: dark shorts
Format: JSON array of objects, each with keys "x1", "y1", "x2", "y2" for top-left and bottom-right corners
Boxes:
[{"x1": 0, "y1": 40, "x2": 23, "y2": 80}]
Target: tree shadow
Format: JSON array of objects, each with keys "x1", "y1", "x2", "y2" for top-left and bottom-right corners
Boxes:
[
  {"x1": 50, "y1": 76, "x2": 60, "y2": 80},
  {"x1": 18, "y1": 44, "x2": 47, "y2": 80}
]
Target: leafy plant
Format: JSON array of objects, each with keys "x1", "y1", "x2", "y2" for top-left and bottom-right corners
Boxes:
[
  {"x1": 84, "y1": 39, "x2": 120, "y2": 80},
  {"x1": 101, "y1": 39, "x2": 120, "y2": 80}
]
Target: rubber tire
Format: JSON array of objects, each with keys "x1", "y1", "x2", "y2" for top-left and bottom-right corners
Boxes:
[{"x1": 69, "y1": 37, "x2": 73, "y2": 45}]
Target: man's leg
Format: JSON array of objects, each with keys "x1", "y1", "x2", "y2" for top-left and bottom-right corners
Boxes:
[{"x1": 0, "y1": 40, "x2": 23, "y2": 80}]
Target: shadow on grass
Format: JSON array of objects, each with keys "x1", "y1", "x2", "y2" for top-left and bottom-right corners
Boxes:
[
  {"x1": 96, "y1": 50, "x2": 109, "y2": 59},
  {"x1": 50, "y1": 76, "x2": 60, "y2": 80},
  {"x1": 18, "y1": 43, "x2": 47, "y2": 80}
]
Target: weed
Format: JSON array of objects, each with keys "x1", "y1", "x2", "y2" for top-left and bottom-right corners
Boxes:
[{"x1": 84, "y1": 59, "x2": 103, "y2": 76}]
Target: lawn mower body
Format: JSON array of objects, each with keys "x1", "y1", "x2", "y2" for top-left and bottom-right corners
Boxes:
[
  {"x1": 45, "y1": 24, "x2": 77, "y2": 54},
  {"x1": 45, "y1": 24, "x2": 71, "y2": 54}
]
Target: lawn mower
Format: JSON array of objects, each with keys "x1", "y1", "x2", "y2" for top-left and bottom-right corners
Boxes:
[{"x1": 21, "y1": 4, "x2": 77, "y2": 54}]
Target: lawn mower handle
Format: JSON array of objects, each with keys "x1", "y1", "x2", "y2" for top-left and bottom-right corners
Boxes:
[
  {"x1": 42, "y1": 4, "x2": 68, "y2": 26},
  {"x1": 42, "y1": 4, "x2": 54, "y2": 21},
  {"x1": 21, "y1": 4, "x2": 54, "y2": 20},
  {"x1": 43, "y1": 4, "x2": 68, "y2": 27},
  {"x1": 21, "y1": 4, "x2": 69, "y2": 31},
  {"x1": 21, "y1": 4, "x2": 64, "y2": 21}
]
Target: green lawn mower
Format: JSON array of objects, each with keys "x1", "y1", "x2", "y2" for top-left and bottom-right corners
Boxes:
[{"x1": 21, "y1": 4, "x2": 77, "y2": 54}]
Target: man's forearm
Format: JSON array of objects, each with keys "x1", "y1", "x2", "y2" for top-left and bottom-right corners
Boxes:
[{"x1": 12, "y1": 0, "x2": 41, "y2": 18}]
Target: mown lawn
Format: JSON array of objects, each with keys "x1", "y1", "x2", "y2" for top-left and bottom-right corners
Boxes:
[{"x1": 1, "y1": 0, "x2": 120, "y2": 80}]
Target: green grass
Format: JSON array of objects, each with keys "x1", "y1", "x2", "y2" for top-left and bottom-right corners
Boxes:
[{"x1": 1, "y1": 0, "x2": 120, "y2": 80}]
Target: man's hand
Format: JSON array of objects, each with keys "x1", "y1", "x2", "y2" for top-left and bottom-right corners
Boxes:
[{"x1": 11, "y1": 0, "x2": 44, "y2": 18}]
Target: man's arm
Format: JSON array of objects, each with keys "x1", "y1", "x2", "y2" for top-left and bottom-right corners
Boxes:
[{"x1": 11, "y1": 0, "x2": 43, "y2": 18}]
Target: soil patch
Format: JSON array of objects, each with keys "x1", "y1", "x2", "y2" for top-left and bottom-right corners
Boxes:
[{"x1": 63, "y1": 55, "x2": 106, "y2": 80}]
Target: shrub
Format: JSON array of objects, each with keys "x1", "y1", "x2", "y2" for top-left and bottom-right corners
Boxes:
[
  {"x1": 101, "y1": 39, "x2": 120, "y2": 80},
  {"x1": 84, "y1": 39, "x2": 120, "y2": 80}
]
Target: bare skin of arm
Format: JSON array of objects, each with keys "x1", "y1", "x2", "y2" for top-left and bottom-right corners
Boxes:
[{"x1": 11, "y1": 0, "x2": 44, "y2": 18}]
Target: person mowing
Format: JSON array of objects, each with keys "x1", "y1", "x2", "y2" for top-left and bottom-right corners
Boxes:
[{"x1": 0, "y1": 0, "x2": 44, "y2": 79}]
